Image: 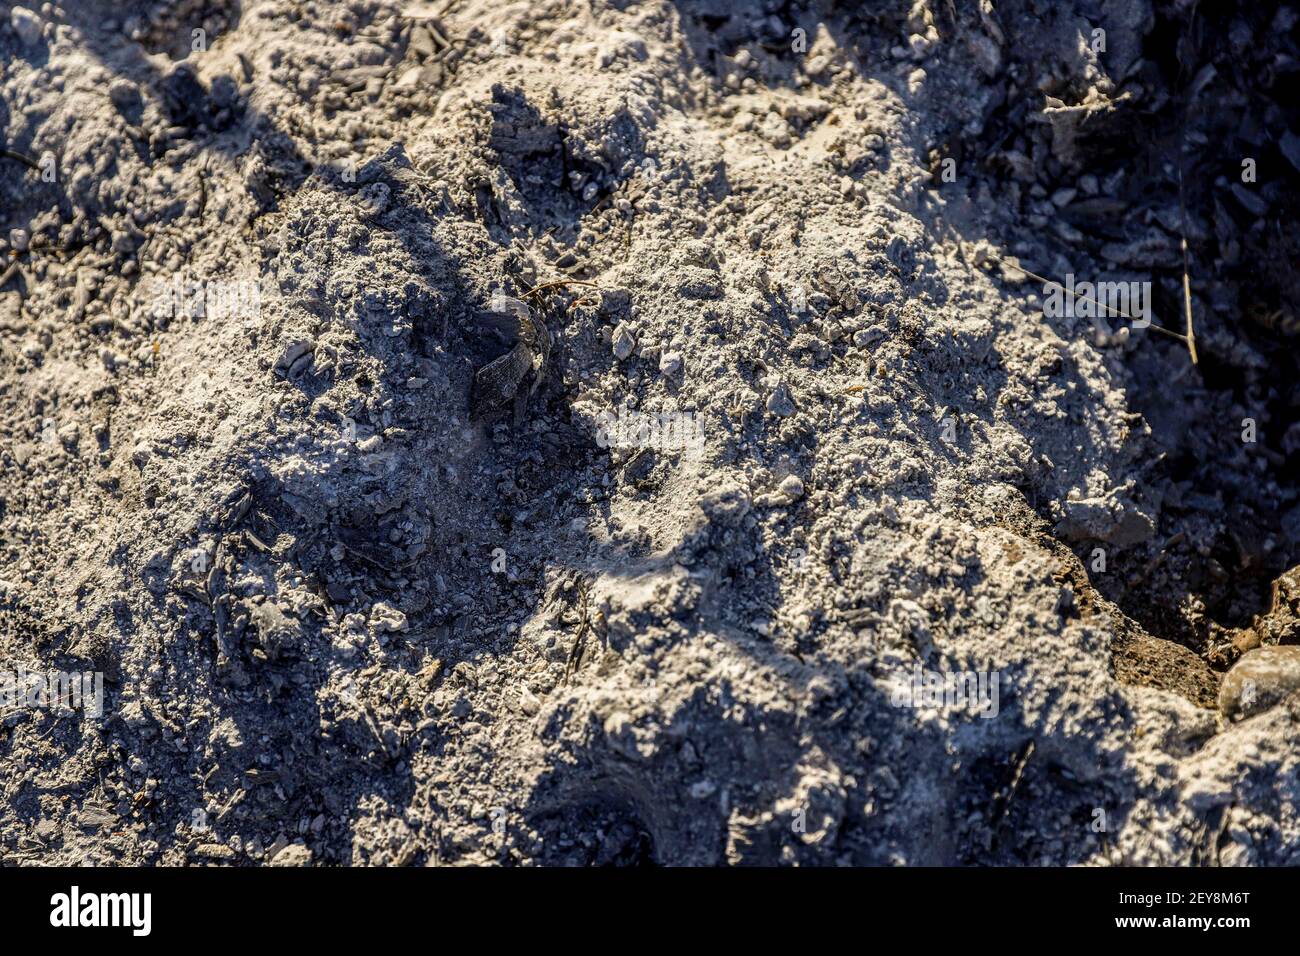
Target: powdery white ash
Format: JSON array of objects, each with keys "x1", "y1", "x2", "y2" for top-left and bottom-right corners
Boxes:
[{"x1": 1, "y1": 0, "x2": 1298, "y2": 868}]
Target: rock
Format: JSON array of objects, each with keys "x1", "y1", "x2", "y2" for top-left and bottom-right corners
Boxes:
[
  {"x1": 34, "y1": 818, "x2": 60, "y2": 842},
  {"x1": 1219, "y1": 646, "x2": 1300, "y2": 720},
  {"x1": 274, "y1": 339, "x2": 314, "y2": 378},
  {"x1": 612, "y1": 323, "x2": 635, "y2": 360},
  {"x1": 1280, "y1": 130, "x2": 1300, "y2": 175},
  {"x1": 109, "y1": 79, "x2": 143, "y2": 117},
  {"x1": 209, "y1": 74, "x2": 239, "y2": 111},
  {"x1": 358, "y1": 181, "x2": 391, "y2": 217},
  {"x1": 766, "y1": 383, "x2": 796, "y2": 417},
  {"x1": 269, "y1": 842, "x2": 313, "y2": 866},
  {"x1": 1230, "y1": 183, "x2": 1268, "y2": 218},
  {"x1": 756, "y1": 473, "x2": 806, "y2": 508},
  {"x1": 250, "y1": 601, "x2": 300, "y2": 659},
  {"x1": 369, "y1": 602, "x2": 409, "y2": 634},
  {"x1": 777, "y1": 474, "x2": 804, "y2": 500},
  {"x1": 1099, "y1": 229, "x2": 1181, "y2": 269},
  {"x1": 1100, "y1": 0, "x2": 1154, "y2": 80},
  {"x1": 1055, "y1": 488, "x2": 1155, "y2": 547},
  {"x1": 699, "y1": 482, "x2": 751, "y2": 526},
  {"x1": 195, "y1": 842, "x2": 237, "y2": 861},
  {"x1": 776, "y1": 95, "x2": 830, "y2": 123},
  {"x1": 160, "y1": 64, "x2": 210, "y2": 128},
  {"x1": 659, "y1": 351, "x2": 682, "y2": 375},
  {"x1": 10, "y1": 7, "x2": 43, "y2": 47},
  {"x1": 967, "y1": 32, "x2": 1002, "y2": 78},
  {"x1": 514, "y1": 685, "x2": 540, "y2": 716},
  {"x1": 76, "y1": 806, "x2": 118, "y2": 832}
]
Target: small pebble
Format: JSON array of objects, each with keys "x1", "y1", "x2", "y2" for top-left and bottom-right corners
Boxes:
[
  {"x1": 778, "y1": 474, "x2": 805, "y2": 500},
  {"x1": 10, "y1": 7, "x2": 42, "y2": 47},
  {"x1": 109, "y1": 78, "x2": 142, "y2": 114},
  {"x1": 1051, "y1": 187, "x2": 1078, "y2": 207},
  {"x1": 612, "y1": 323, "x2": 635, "y2": 360},
  {"x1": 766, "y1": 383, "x2": 796, "y2": 417},
  {"x1": 269, "y1": 843, "x2": 313, "y2": 867}
]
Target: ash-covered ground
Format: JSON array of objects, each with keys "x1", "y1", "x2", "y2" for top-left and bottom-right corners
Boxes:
[{"x1": 3, "y1": 0, "x2": 1300, "y2": 865}]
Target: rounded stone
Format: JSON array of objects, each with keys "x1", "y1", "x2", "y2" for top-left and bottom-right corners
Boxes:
[
  {"x1": 10, "y1": 8, "x2": 42, "y2": 47},
  {"x1": 778, "y1": 474, "x2": 805, "y2": 500},
  {"x1": 1218, "y1": 645, "x2": 1300, "y2": 721}
]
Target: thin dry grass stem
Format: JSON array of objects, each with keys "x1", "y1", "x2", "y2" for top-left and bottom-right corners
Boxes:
[
  {"x1": 1177, "y1": 169, "x2": 1200, "y2": 365},
  {"x1": 1180, "y1": 237, "x2": 1199, "y2": 364},
  {"x1": 984, "y1": 250, "x2": 1193, "y2": 347},
  {"x1": 521, "y1": 277, "x2": 599, "y2": 299}
]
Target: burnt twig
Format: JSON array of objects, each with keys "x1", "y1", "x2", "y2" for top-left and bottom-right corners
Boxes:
[
  {"x1": 563, "y1": 578, "x2": 592, "y2": 682},
  {"x1": 1, "y1": 148, "x2": 40, "y2": 171}
]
